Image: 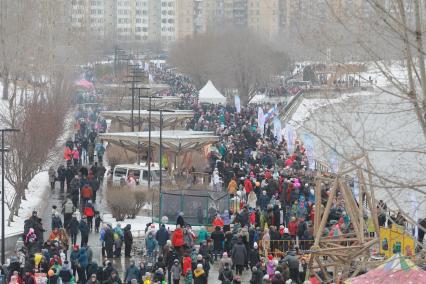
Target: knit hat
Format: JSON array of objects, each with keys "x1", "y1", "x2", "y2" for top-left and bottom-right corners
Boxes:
[
  {"x1": 268, "y1": 255, "x2": 273, "y2": 261},
  {"x1": 197, "y1": 263, "x2": 203, "y2": 269},
  {"x1": 48, "y1": 270, "x2": 55, "y2": 277},
  {"x1": 253, "y1": 242, "x2": 258, "y2": 249}
]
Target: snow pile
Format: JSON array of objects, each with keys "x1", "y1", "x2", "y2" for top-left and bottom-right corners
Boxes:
[
  {"x1": 290, "y1": 90, "x2": 375, "y2": 128},
  {"x1": 2, "y1": 171, "x2": 50, "y2": 237}
]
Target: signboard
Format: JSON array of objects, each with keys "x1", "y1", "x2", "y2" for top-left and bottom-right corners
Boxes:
[
  {"x1": 379, "y1": 225, "x2": 415, "y2": 258},
  {"x1": 34, "y1": 273, "x2": 47, "y2": 284}
]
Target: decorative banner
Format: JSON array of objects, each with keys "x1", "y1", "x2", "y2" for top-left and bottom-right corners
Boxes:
[
  {"x1": 284, "y1": 124, "x2": 296, "y2": 153},
  {"x1": 264, "y1": 105, "x2": 277, "y2": 122},
  {"x1": 379, "y1": 225, "x2": 415, "y2": 258},
  {"x1": 235, "y1": 95, "x2": 241, "y2": 113},
  {"x1": 303, "y1": 133, "x2": 315, "y2": 170},
  {"x1": 273, "y1": 117, "x2": 282, "y2": 143},
  {"x1": 257, "y1": 107, "x2": 265, "y2": 136}
]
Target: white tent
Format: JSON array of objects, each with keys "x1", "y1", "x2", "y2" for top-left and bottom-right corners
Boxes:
[{"x1": 198, "y1": 80, "x2": 226, "y2": 104}]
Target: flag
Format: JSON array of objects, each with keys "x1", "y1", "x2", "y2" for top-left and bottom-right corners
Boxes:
[
  {"x1": 264, "y1": 106, "x2": 276, "y2": 122},
  {"x1": 257, "y1": 107, "x2": 265, "y2": 136},
  {"x1": 149, "y1": 73, "x2": 154, "y2": 84},
  {"x1": 235, "y1": 95, "x2": 241, "y2": 113},
  {"x1": 303, "y1": 133, "x2": 315, "y2": 170},
  {"x1": 284, "y1": 124, "x2": 296, "y2": 153},
  {"x1": 273, "y1": 117, "x2": 282, "y2": 143},
  {"x1": 144, "y1": 62, "x2": 149, "y2": 72}
]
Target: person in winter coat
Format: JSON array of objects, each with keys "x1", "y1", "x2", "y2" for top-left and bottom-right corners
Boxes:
[
  {"x1": 283, "y1": 250, "x2": 299, "y2": 283},
  {"x1": 170, "y1": 259, "x2": 181, "y2": 284},
  {"x1": 210, "y1": 226, "x2": 225, "y2": 261},
  {"x1": 247, "y1": 191, "x2": 257, "y2": 209},
  {"x1": 124, "y1": 260, "x2": 140, "y2": 284},
  {"x1": 106, "y1": 271, "x2": 122, "y2": 284},
  {"x1": 78, "y1": 247, "x2": 89, "y2": 284},
  {"x1": 62, "y1": 198, "x2": 74, "y2": 230},
  {"x1": 83, "y1": 201, "x2": 95, "y2": 230},
  {"x1": 86, "y1": 274, "x2": 100, "y2": 284},
  {"x1": 123, "y1": 224, "x2": 133, "y2": 258},
  {"x1": 145, "y1": 232, "x2": 158, "y2": 258},
  {"x1": 197, "y1": 226, "x2": 209, "y2": 244},
  {"x1": 171, "y1": 225, "x2": 184, "y2": 251},
  {"x1": 69, "y1": 176, "x2": 80, "y2": 208},
  {"x1": 249, "y1": 242, "x2": 260, "y2": 268},
  {"x1": 49, "y1": 167, "x2": 56, "y2": 190},
  {"x1": 57, "y1": 165, "x2": 67, "y2": 192},
  {"x1": 155, "y1": 224, "x2": 169, "y2": 250},
  {"x1": 250, "y1": 266, "x2": 263, "y2": 284},
  {"x1": 231, "y1": 239, "x2": 247, "y2": 275},
  {"x1": 266, "y1": 256, "x2": 276, "y2": 278},
  {"x1": 68, "y1": 214, "x2": 79, "y2": 245},
  {"x1": 70, "y1": 245, "x2": 80, "y2": 277},
  {"x1": 193, "y1": 264, "x2": 207, "y2": 284},
  {"x1": 288, "y1": 217, "x2": 298, "y2": 240},
  {"x1": 79, "y1": 218, "x2": 90, "y2": 247},
  {"x1": 182, "y1": 254, "x2": 192, "y2": 276},
  {"x1": 103, "y1": 226, "x2": 114, "y2": 258},
  {"x1": 259, "y1": 191, "x2": 270, "y2": 211},
  {"x1": 51, "y1": 211, "x2": 63, "y2": 231},
  {"x1": 219, "y1": 262, "x2": 233, "y2": 284},
  {"x1": 58, "y1": 260, "x2": 74, "y2": 284},
  {"x1": 86, "y1": 261, "x2": 99, "y2": 281}
]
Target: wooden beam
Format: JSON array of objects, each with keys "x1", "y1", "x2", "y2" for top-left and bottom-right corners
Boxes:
[
  {"x1": 358, "y1": 169, "x2": 365, "y2": 243},
  {"x1": 339, "y1": 180, "x2": 361, "y2": 241},
  {"x1": 314, "y1": 180, "x2": 338, "y2": 247},
  {"x1": 314, "y1": 175, "x2": 322, "y2": 235}
]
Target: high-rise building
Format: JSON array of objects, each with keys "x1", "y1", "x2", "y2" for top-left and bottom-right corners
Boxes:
[{"x1": 247, "y1": 0, "x2": 279, "y2": 39}]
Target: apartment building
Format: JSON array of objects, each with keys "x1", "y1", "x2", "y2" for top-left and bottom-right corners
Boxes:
[
  {"x1": 70, "y1": 0, "x2": 401, "y2": 44},
  {"x1": 247, "y1": 0, "x2": 279, "y2": 39}
]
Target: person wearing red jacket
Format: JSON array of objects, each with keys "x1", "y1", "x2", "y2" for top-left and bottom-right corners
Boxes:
[
  {"x1": 288, "y1": 217, "x2": 298, "y2": 240},
  {"x1": 212, "y1": 215, "x2": 224, "y2": 228},
  {"x1": 244, "y1": 177, "x2": 253, "y2": 195},
  {"x1": 182, "y1": 254, "x2": 192, "y2": 276},
  {"x1": 172, "y1": 225, "x2": 185, "y2": 251}
]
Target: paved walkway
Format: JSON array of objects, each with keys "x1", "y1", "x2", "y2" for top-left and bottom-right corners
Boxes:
[{"x1": 42, "y1": 180, "x2": 252, "y2": 283}]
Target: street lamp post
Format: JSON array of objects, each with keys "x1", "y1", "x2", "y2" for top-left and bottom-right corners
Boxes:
[
  {"x1": 137, "y1": 87, "x2": 151, "y2": 165},
  {"x1": 1, "y1": 128, "x2": 20, "y2": 265}
]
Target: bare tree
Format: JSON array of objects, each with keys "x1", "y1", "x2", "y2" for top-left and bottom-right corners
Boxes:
[{"x1": 169, "y1": 28, "x2": 290, "y2": 105}]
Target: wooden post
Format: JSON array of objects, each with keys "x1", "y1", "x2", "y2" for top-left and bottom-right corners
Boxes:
[
  {"x1": 357, "y1": 170, "x2": 365, "y2": 243},
  {"x1": 314, "y1": 176, "x2": 322, "y2": 235},
  {"x1": 314, "y1": 180, "x2": 338, "y2": 247}
]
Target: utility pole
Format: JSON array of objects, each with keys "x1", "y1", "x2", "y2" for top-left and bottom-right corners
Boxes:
[{"x1": 124, "y1": 64, "x2": 144, "y2": 132}]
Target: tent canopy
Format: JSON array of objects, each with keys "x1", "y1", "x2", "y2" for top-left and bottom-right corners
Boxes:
[
  {"x1": 198, "y1": 80, "x2": 226, "y2": 104},
  {"x1": 100, "y1": 109, "x2": 193, "y2": 128},
  {"x1": 99, "y1": 130, "x2": 219, "y2": 154},
  {"x1": 120, "y1": 96, "x2": 182, "y2": 109},
  {"x1": 345, "y1": 255, "x2": 426, "y2": 284}
]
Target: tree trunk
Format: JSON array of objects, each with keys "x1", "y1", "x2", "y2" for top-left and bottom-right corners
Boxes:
[
  {"x1": 7, "y1": 193, "x2": 21, "y2": 225},
  {"x1": 2, "y1": 69, "x2": 9, "y2": 100}
]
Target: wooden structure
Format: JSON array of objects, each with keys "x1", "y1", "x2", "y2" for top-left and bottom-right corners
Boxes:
[{"x1": 309, "y1": 155, "x2": 380, "y2": 282}]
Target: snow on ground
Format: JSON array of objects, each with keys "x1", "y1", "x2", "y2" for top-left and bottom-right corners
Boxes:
[
  {"x1": 290, "y1": 90, "x2": 375, "y2": 128},
  {"x1": 0, "y1": 94, "x2": 75, "y2": 237},
  {"x1": 2, "y1": 172, "x2": 50, "y2": 237}
]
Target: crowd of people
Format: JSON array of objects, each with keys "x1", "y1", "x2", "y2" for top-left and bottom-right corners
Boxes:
[{"x1": 0, "y1": 64, "x2": 355, "y2": 284}]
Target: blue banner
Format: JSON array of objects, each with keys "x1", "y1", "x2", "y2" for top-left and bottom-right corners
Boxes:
[{"x1": 303, "y1": 133, "x2": 315, "y2": 170}]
